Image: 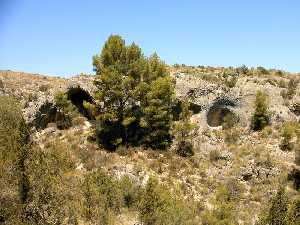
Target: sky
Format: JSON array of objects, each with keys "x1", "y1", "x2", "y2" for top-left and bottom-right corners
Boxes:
[{"x1": 0, "y1": 0, "x2": 299, "y2": 77}]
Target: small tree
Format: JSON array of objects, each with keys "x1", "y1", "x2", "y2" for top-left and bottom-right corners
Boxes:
[
  {"x1": 251, "y1": 90, "x2": 270, "y2": 131},
  {"x1": 286, "y1": 78, "x2": 299, "y2": 100},
  {"x1": 295, "y1": 129, "x2": 300, "y2": 166},
  {"x1": 279, "y1": 123, "x2": 294, "y2": 151},
  {"x1": 172, "y1": 101, "x2": 197, "y2": 157},
  {"x1": 258, "y1": 187, "x2": 291, "y2": 225}
]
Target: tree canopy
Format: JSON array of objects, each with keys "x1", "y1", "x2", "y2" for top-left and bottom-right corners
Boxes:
[{"x1": 88, "y1": 35, "x2": 175, "y2": 150}]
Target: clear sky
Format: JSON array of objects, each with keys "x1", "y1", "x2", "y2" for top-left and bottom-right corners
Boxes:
[{"x1": 0, "y1": 0, "x2": 299, "y2": 77}]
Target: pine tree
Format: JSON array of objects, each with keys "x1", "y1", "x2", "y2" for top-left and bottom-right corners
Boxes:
[
  {"x1": 172, "y1": 101, "x2": 197, "y2": 157},
  {"x1": 90, "y1": 35, "x2": 175, "y2": 150},
  {"x1": 263, "y1": 187, "x2": 289, "y2": 225},
  {"x1": 251, "y1": 90, "x2": 270, "y2": 131},
  {"x1": 140, "y1": 76, "x2": 175, "y2": 149}
]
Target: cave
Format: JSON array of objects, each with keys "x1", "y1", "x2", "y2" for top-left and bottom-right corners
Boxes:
[
  {"x1": 288, "y1": 168, "x2": 300, "y2": 190},
  {"x1": 33, "y1": 102, "x2": 71, "y2": 130},
  {"x1": 67, "y1": 86, "x2": 94, "y2": 120},
  {"x1": 189, "y1": 102, "x2": 202, "y2": 114},
  {"x1": 33, "y1": 102, "x2": 58, "y2": 129},
  {"x1": 207, "y1": 106, "x2": 235, "y2": 127}
]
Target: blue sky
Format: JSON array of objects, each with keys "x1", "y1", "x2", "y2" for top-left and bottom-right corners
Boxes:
[{"x1": 0, "y1": 0, "x2": 299, "y2": 77}]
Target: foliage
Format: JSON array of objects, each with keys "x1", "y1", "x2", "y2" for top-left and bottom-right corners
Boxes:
[
  {"x1": 224, "y1": 73, "x2": 238, "y2": 88},
  {"x1": 138, "y1": 177, "x2": 197, "y2": 225},
  {"x1": 279, "y1": 123, "x2": 295, "y2": 151},
  {"x1": 251, "y1": 90, "x2": 270, "y2": 131},
  {"x1": 201, "y1": 184, "x2": 238, "y2": 225},
  {"x1": 24, "y1": 143, "x2": 75, "y2": 225},
  {"x1": 296, "y1": 130, "x2": 300, "y2": 166},
  {"x1": 54, "y1": 91, "x2": 80, "y2": 129},
  {"x1": 171, "y1": 101, "x2": 197, "y2": 156},
  {"x1": 82, "y1": 169, "x2": 123, "y2": 224},
  {"x1": 91, "y1": 35, "x2": 175, "y2": 150},
  {"x1": 222, "y1": 113, "x2": 238, "y2": 130},
  {"x1": 0, "y1": 96, "x2": 31, "y2": 224},
  {"x1": 258, "y1": 187, "x2": 300, "y2": 225}
]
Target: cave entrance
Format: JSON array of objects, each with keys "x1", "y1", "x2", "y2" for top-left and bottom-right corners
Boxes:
[
  {"x1": 67, "y1": 87, "x2": 94, "y2": 120},
  {"x1": 207, "y1": 106, "x2": 235, "y2": 127}
]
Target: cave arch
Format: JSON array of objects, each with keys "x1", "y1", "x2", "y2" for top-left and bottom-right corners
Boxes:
[
  {"x1": 207, "y1": 107, "x2": 235, "y2": 127},
  {"x1": 206, "y1": 98, "x2": 238, "y2": 127},
  {"x1": 67, "y1": 86, "x2": 94, "y2": 119},
  {"x1": 33, "y1": 102, "x2": 71, "y2": 130}
]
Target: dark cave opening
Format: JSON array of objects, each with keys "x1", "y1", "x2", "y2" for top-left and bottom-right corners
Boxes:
[
  {"x1": 67, "y1": 87, "x2": 94, "y2": 120},
  {"x1": 207, "y1": 106, "x2": 235, "y2": 127}
]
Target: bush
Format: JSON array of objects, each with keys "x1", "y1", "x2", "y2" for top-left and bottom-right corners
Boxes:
[
  {"x1": 258, "y1": 187, "x2": 300, "y2": 225},
  {"x1": 138, "y1": 177, "x2": 197, "y2": 225},
  {"x1": 224, "y1": 74, "x2": 238, "y2": 88},
  {"x1": 251, "y1": 90, "x2": 270, "y2": 131},
  {"x1": 279, "y1": 123, "x2": 294, "y2": 151},
  {"x1": 54, "y1": 92, "x2": 79, "y2": 129},
  {"x1": 38, "y1": 84, "x2": 50, "y2": 92},
  {"x1": 0, "y1": 96, "x2": 31, "y2": 223},
  {"x1": 201, "y1": 184, "x2": 238, "y2": 225},
  {"x1": 81, "y1": 170, "x2": 123, "y2": 224},
  {"x1": 172, "y1": 101, "x2": 197, "y2": 157}
]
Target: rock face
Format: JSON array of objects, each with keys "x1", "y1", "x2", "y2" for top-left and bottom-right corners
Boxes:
[
  {"x1": 0, "y1": 71, "x2": 96, "y2": 128},
  {"x1": 1, "y1": 70, "x2": 299, "y2": 130},
  {"x1": 173, "y1": 72, "x2": 300, "y2": 129}
]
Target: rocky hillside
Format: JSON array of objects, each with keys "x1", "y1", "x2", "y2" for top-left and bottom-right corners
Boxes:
[{"x1": 0, "y1": 67, "x2": 299, "y2": 225}]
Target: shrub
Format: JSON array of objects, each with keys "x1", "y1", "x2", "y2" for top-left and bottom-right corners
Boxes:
[
  {"x1": 224, "y1": 75, "x2": 238, "y2": 88},
  {"x1": 54, "y1": 92, "x2": 79, "y2": 129},
  {"x1": 138, "y1": 177, "x2": 197, "y2": 225},
  {"x1": 258, "y1": 187, "x2": 300, "y2": 225},
  {"x1": 286, "y1": 78, "x2": 299, "y2": 99},
  {"x1": 222, "y1": 113, "x2": 238, "y2": 130},
  {"x1": 0, "y1": 96, "x2": 31, "y2": 223},
  {"x1": 0, "y1": 79, "x2": 4, "y2": 89},
  {"x1": 172, "y1": 101, "x2": 197, "y2": 157},
  {"x1": 251, "y1": 90, "x2": 270, "y2": 131},
  {"x1": 279, "y1": 123, "x2": 294, "y2": 151},
  {"x1": 201, "y1": 184, "x2": 237, "y2": 225},
  {"x1": 38, "y1": 84, "x2": 50, "y2": 92},
  {"x1": 81, "y1": 170, "x2": 122, "y2": 224}
]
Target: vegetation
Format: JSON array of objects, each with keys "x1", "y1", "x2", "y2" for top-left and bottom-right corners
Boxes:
[
  {"x1": 0, "y1": 96, "x2": 31, "y2": 224},
  {"x1": 87, "y1": 35, "x2": 175, "y2": 150},
  {"x1": 258, "y1": 187, "x2": 300, "y2": 225},
  {"x1": 251, "y1": 90, "x2": 270, "y2": 131},
  {"x1": 172, "y1": 101, "x2": 197, "y2": 157},
  {"x1": 279, "y1": 123, "x2": 295, "y2": 151},
  {"x1": 138, "y1": 177, "x2": 198, "y2": 225},
  {"x1": 201, "y1": 183, "x2": 239, "y2": 225},
  {"x1": 281, "y1": 78, "x2": 299, "y2": 100}
]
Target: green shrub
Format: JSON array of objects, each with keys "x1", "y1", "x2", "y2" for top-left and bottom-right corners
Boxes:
[
  {"x1": 257, "y1": 187, "x2": 300, "y2": 225},
  {"x1": 81, "y1": 170, "x2": 124, "y2": 224},
  {"x1": 201, "y1": 184, "x2": 238, "y2": 225},
  {"x1": 0, "y1": 96, "x2": 31, "y2": 223},
  {"x1": 280, "y1": 123, "x2": 295, "y2": 151},
  {"x1": 251, "y1": 90, "x2": 270, "y2": 131},
  {"x1": 138, "y1": 177, "x2": 197, "y2": 225},
  {"x1": 54, "y1": 91, "x2": 79, "y2": 129},
  {"x1": 224, "y1": 75, "x2": 238, "y2": 88},
  {"x1": 38, "y1": 84, "x2": 50, "y2": 92},
  {"x1": 172, "y1": 101, "x2": 197, "y2": 157}
]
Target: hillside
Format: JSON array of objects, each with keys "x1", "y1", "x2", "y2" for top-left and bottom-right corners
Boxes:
[{"x1": 1, "y1": 65, "x2": 299, "y2": 225}]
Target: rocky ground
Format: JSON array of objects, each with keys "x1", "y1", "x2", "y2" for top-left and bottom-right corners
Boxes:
[{"x1": 1, "y1": 67, "x2": 299, "y2": 224}]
